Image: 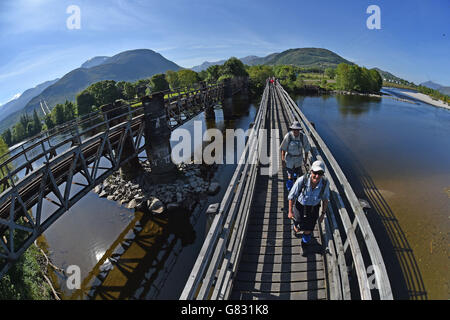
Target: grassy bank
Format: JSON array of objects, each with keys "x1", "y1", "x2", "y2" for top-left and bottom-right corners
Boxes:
[{"x1": 0, "y1": 241, "x2": 54, "y2": 300}]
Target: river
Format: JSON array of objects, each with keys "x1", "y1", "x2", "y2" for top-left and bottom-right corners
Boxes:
[{"x1": 295, "y1": 88, "x2": 449, "y2": 299}]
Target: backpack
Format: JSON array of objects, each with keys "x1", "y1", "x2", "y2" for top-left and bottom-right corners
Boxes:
[
  {"x1": 295, "y1": 173, "x2": 328, "y2": 205},
  {"x1": 286, "y1": 131, "x2": 304, "y2": 156}
]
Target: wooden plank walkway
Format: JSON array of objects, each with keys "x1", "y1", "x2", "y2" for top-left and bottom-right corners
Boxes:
[{"x1": 230, "y1": 84, "x2": 327, "y2": 300}]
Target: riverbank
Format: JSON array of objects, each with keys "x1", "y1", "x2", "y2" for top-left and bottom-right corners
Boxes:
[
  {"x1": 0, "y1": 240, "x2": 57, "y2": 300},
  {"x1": 399, "y1": 91, "x2": 450, "y2": 110},
  {"x1": 331, "y1": 89, "x2": 418, "y2": 105}
]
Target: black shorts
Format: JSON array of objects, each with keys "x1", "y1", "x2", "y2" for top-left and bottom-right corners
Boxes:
[{"x1": 293, "y1": 201, "x2": 320, "y2": 231}]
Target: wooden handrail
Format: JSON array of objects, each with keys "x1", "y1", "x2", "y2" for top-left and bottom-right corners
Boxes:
[{"x1": 276, "y1": 82, "x2": 393, "y2": 300}]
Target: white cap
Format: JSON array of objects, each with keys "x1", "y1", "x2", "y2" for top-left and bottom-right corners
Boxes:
[
  {"x1": 289, "y1": 121, "x2": 302, "y2": 130},
  {"x1": 311, "y1": 160, "x2": 325, "y2": 173}
]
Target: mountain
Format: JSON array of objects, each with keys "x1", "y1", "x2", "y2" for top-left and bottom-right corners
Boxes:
[
  {"x1": 420, "y1": 81, "x2": 450, "y2": 95},
  {"x1": 0, "y1": 49, "x2": 181, "y2": 133},
  {"x1": 191, "y1": 60, "x2": 227, "y2": 72},
  {"x1": 191, "y1": 48, "x2": 352, "y2": 71},
  {"x1": 0, "y1": 78, "x2": 59, "y2": 123},
  {"x1": 260, "y1": 48, "x2": 352, "y2": 67},
  {"x1": 81, "y1": 56, "x2": 109, "y2": 68},
  {"x1": 24, "y1": 49, "x2": 181, "y2": 112}
]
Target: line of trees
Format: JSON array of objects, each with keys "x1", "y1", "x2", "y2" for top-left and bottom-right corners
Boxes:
[
  {"x1": 0, "y1": 57, "x2": 250, "y2": 148},
  {"x1": 335, "y1": 63, "x2": 383, "y2": 93}
]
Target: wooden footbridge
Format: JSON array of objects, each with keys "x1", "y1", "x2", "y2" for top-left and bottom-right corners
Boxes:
[
  {"x1": 181, "y1": 80, "x2": 393, "y2": 300},
  {"x1": 0, "y1": 76, "x2": 393, "y2": 300}
]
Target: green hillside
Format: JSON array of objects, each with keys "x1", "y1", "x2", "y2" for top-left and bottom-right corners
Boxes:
[
  {"x1": 0, "y1": 49, "x2": 181, "y2": 132},
  {"x1": 262, "y1": 48, "x2": 352, "y2": 68}
]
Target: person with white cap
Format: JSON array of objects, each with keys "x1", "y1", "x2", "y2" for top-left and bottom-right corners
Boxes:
[
  {"x1": 280, "y1": 121, "x2": 310, "y2": 191},
  {"x1": 287, "y1": 160, "x2": 330, "y2": 246}
]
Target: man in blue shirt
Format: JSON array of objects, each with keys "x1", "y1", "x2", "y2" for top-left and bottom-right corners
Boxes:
[{"x1": 287, "y1": 160, "x2": 329, "y2": 245}]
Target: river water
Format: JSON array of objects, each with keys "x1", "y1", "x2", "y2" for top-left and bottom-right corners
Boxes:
[
  {"x1": 14, "y1": 88, "x2": 448, "y2": 299},
  {"x1": 296, "y1": 88, "x2": 449, "y2": 299}
]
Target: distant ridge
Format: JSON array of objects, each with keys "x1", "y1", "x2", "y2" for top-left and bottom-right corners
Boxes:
[
  {"x1": 80, "y1": 56, "x2": 109, "y2": 68},
  {"x1": 0, "y1": 49, "x2": 181, "y2": 132},
  {"x1": 420, "y1": 81, "x2": 450, "y2": 95},
  {"x1": 0, "y1": 78, "x2": 59, "y2": 125},
  {"x1": 190, "y1": 48, "x2": 353, "y2": 71}
]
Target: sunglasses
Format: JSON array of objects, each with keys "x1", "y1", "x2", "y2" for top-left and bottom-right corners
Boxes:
[{"x1": 311, "y1": 171, "x2": 324, "y2": 176}]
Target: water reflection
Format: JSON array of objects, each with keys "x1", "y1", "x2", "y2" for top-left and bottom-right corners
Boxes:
[
  {"x1": 68, "y1": 207, "x2": 196, "y2": 300},
  {"x1": 335, "y1": 94, "x2": 381, "y2": 117}
]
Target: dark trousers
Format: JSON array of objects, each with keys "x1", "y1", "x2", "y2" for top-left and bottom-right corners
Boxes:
[
  {"x1": 286, "y1": 166, "x2": 302, "y2": 179},
  {"x1": 293, "y1": 201, "x2": 320, "y2": 232}
]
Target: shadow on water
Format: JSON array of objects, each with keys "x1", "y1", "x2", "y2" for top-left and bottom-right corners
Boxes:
[
  {"x1": 326, "y1": 128, "x2": 427, "y2": 300},
  {"x1": 68, "y1": 207, "x2": 196, "y2": 300}
]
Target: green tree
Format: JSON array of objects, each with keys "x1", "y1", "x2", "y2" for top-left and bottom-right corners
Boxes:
[
  {"x1": 205, "y1": 65, "x2": 221, "y2": 83},
  {"x1": 2, "y1": 129, "x2": 12, "y2": 146},
  {"x1": 26, "y1": 122, "x2": 35, "y2": 137},
  {"x1": 197, "y1": 70, "x2": 207, "y2": 81},
  {"x1": 32, "y1": 109, "x2": 42, "y2": 134},
  {"x1": 274, "y1": 65, "x2": 296, "y2": 82},
  {"x1": 76, "y1": 90, "x2": 96, "y2": 116},
  {"x1": 177, "y1": 69, "x2": 199, "y2": 89},
  {"x1": 63, "y1": 100, "x2": 76, "y2": 121},
  {"x1": 122, "y1": 82, "x2": 136, "y2": 100},
  {"x1": 0, "y1": 137, "x2": 9, "y2": 192},
  {"x1": 166, "y1": 70, "x2": 180, "y2": 90},
  {"x1": 336, "y1": 63, "x2": 352, "y2": 91},
  {"x1": 247, "y1": 65, "x2": 274, "y2": 95},
  {"x1": 19, "y1": 114, "x2": 30, "y2": 135},
  {"x1": 221, "y1": 57, "x2": 248, "y2": 78},
  {"x1": 150, "y1": 73, "x2": 170, "y2": 93},
  {"x1": 44, "y1": 114, "x2": 55, "y2": 130},
  {"x1": 325, "y1": 68, "x2": 336, "y2": 79},
  {"x1": 88, "y1": 80, "x2": 121, "y2": 106},
  {"x1": 369, "y1": 69, "x2": 383, "y2": 92},
  {"x1": 12, "y1": 122, "x2": 26, "y2": 144},
  {"x1": 52, "y1": 103, "x2": 65, "y2": 125}
]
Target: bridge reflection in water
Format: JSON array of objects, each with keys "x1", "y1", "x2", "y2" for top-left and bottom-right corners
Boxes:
[{"x1": 69, "y1": 207, "x2": 196, "y2": 300}]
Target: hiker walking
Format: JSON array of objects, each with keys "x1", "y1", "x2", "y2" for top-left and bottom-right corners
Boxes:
[
  {"x1": 287, "y1": 160, "x2": 330, "y2": 246},
  {"x1": 280, "y1": 121, "x2": 310, "y2": 190}
]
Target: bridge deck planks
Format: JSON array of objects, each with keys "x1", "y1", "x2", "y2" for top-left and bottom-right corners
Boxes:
[{"x1": 230, "y1": 84, "x2": 327, "y2": 300}]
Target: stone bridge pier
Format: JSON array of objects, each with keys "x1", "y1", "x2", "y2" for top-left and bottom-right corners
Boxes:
[
  {"x1": 142, "y1": 93, "x2": 177, "y2": 182},
  {"x1": 221, "y1": 78, "x2": 234, "y2": 121}
]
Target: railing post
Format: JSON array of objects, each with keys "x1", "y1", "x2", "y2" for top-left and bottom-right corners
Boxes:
[
  {"x1": 100, "y1": 100, "x2": 142, "y2": 180},
  {"x1": 142, "y1": 93, "x2": 177, "y2": 182}
]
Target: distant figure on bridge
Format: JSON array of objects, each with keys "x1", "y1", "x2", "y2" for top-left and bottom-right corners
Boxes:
[
  {"x1": 280, "y1": 121, "x2": 310, "y2": 191},
  {"x1": 287, "y1": 160, "x2": 329, "y2": 246}
]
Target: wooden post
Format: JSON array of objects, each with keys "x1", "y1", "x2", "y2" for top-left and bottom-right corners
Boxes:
[{"x1": 142, "y1": 93, "x2": 177, "y2": 182}]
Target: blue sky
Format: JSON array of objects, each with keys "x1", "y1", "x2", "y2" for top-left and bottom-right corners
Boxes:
[{"x1": 0, "y1": 0, "x2": 449, "y2": 105}]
